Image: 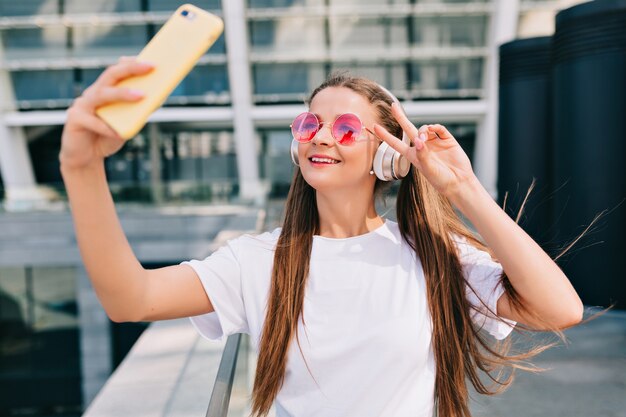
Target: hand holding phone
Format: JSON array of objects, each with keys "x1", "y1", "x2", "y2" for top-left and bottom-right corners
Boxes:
[{"x1": 95, "y1": 4, "x2": 224, "y2": 139}]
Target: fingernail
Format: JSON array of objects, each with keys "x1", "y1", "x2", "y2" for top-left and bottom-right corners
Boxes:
[
  {"x1": 139, "y1": 61, "x2": 154, "y2": 68},
  {"x1": 415, "y1": 139, "x2": 424, "y2": 150},
  {"x1": 419, "y1": 133, "x2": 426, "y2": 142}
]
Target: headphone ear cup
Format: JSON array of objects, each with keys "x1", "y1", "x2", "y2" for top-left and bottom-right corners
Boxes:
[
  {"x1": 290, "y1": 139, "x2": 300, "y2": 167},
  {"x1": 393, "y1": 153, "x2": 411, "y2": 179},
  {"x1": 372, "y1": 134, "x2": 411, "y2": 181},
  {"x1": 393, "y1": 133, "x2": 411, "y2": 179},
  {"x1": 373, "y1": 141, "x2": 395, "y2": 181},
  {"x1": 372, "y1": 141, "x2": 387, "y2": 181}
]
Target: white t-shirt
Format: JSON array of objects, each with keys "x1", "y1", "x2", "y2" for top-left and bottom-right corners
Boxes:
[{"x1": 181, "y1": 219, "x2": 516, "y2": 417}]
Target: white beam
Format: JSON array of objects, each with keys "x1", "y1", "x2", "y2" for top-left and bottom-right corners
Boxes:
[
  {"x1": 475, "y1": 0, "x2": 520, "y2": 198},
  {"x1": 4, "y1": 100, "x2": 488, "y2": 127},
  {"x1": 222, "y1": 0, "x2": 265, "y2": 205},
  {"x1": 0, "y1": 40, "x2": 50, "y2": 211}
]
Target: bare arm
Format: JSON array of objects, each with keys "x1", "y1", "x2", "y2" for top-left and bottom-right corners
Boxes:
[
  {"x1": 60, "y1": 57, "x2": 213, "y2": 322},
  {"x1": 61, "y1": 162, "x2": 214, "y2": 322},
  {"x1": 449, "y1": 178, "x2": 583, "y2": 330},
  {"x1": 374, "y1": 108, "x2": 584, "y2": 331}
]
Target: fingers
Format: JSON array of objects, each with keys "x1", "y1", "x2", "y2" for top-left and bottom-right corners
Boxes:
[
  {"x1": 71, "y1": 57, "x2": 153, "y2": 112},
  {"x1": 371, "y1": 124, "x2": 412, "y2": 156},
  {"x1": 390, "y1": 102, "x2": 419, "y2": 140},
  {"x1": 66, "y1": 106, "x2": 123, "y2": 139},
  {"x1": 80, "y1": 86, "x2": 145, "y2": 111},
  {"x1": 81, "y1": 113, "x2": 123, "y2": 140},
  {"x1": 427, "y1": 124, "x2": 453, "y2": 140},
  {"x1": 97, "y1": 58, "x2": 154, "y2": 88},
  {"x1": 389, "y1": 102, "x2": 454, "y2": 147},
  {"x1": 417, "y1": 124, "x2": 452, "y2": 142}
]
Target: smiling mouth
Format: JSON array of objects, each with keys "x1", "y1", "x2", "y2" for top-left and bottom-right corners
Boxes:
[{"x1": 309, "y1": 157, "x2": 340, "y2": 164}]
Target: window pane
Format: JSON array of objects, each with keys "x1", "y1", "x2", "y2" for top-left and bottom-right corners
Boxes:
[
  {"x1": 411, "y1": 16, "x2": 488, "y2": 47},
  {"x1": 1, "y1": 27, "x2": 66, "y2": 60},
  {"x1": 170, "y1": 64, "x2": 230, "y2": 97},
  {"x1": 11, "y1": 70, "x2": 74, "y2": 101},
  {"x1": 259, "y1": 129, "x2": 294, "y2": 196},
  {"x1": 328, "y1": 0, "x2": 409, "y2": 5},
  {"x1": 248, "y1": 0, "x2": 323, "y2": 8},
  {"x1": 418, "y1": 0, "x2": 488, "y2": 3},
  {"x1": 160, "y1": 130, "x2": 237, "y2": 181},
  {"x1": 72, "y1": 24, "x2": 147, "y2": 58},
  {"x1": 0, "y1": 0, "x2": 58, "y2": 16},
  {"x1": 329, "y1": 16, "x2": 407, "y2": 51},
  {"x1": 410, "y1": 58, "x2": 483, "y2": 93},
  {"x1": 253, "y1": 63, "x2": 325, "y2": 99},
  {"x1": 81, "y1": 68, "x2": 106, "y2": 90},
  {"x1": 249, "y1": 17, "x2": 325, "y2": 55},
  {"x1": 149, "y1": 0, "x2": 221, "y2": 11},
  {"x1": 64, "y1": 0, "x2": 141, "y2": 14},
  {"x1": 329, "y1": 64, "x2": 408, "y2": 93}
]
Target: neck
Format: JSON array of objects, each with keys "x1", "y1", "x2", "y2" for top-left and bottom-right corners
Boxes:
[{"x1": 315, "y1": 188, "x2": 383, "y2": 239}]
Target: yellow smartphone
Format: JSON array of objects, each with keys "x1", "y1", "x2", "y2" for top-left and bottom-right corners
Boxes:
[{"x1": 95, "y1": 4, "x2": 224, "y2": 139}]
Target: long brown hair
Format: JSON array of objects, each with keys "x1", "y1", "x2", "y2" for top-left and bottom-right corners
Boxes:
[{"x1": 250, "y1": 72, "x2": 599, "y2": 417}]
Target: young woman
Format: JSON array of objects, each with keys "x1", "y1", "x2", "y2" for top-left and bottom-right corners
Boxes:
[{"x1": 59, "y1": 58, "x2": 584, "y2": 417}]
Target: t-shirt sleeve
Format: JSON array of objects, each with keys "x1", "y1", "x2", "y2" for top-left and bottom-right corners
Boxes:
[
  {"x1": 180, "y1": 239, "x2": 249, "y2": 341},
  {"x1": 454, "y1": 236, "x2": 517, "y2": 340}
]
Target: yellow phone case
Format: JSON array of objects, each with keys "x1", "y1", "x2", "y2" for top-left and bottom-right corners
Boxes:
[{"x1": 95, "y1": 4, "x2": 224, "y2": 139}]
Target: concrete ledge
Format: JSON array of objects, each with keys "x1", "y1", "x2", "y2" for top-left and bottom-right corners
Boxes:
[{"x1": 83, "y1": 318, "x2": 226, "y2": 417}]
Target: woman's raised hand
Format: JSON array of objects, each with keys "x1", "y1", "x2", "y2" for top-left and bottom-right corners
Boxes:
[
  {"x1": 59, "y1": 57, "x2": 154, "y2": 170},
  {"x1": 373, "y1": 102, "x2": 478, "y2": 200}
]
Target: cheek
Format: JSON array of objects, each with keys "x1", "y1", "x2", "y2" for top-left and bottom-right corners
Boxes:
[
  {"x1": 297, "y1": 143, "x2": 311, "y2": 164},
  {"x1": 361, "y1": 141, "x2": 380, "y2": 165},
  {"x1": 344, "y1": 143, "x2": 378, "y2": 168}
]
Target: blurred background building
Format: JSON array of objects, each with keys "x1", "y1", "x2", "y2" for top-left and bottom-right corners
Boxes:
[{"x1": 0, "y1": 0, "x2": 611, "y2": 416}]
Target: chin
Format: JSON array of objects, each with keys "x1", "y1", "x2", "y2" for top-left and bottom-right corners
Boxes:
[
  {"x1": 301, "y1": 171, "x2": 369, "y2": 193},
  {"x1": 301, "y1": 176, "x2": 338, "y2": 192}
]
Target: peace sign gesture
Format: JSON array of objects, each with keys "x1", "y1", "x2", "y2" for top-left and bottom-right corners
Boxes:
[{"x1": 373, "y1": 102, "x2": 478, "y2": 201}]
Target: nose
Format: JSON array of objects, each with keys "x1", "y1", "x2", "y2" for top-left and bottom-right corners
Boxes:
[{"x1": 311, "y1": 123, "x2": 334, "y2": 146}]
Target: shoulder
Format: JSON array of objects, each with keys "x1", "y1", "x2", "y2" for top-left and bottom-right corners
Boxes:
[
  {"x1": 449, "y1": 233, "x2": 496, "y2": 265},
  {"x1": 227, "y1": 226, "x2": 282, "y2": 254}
]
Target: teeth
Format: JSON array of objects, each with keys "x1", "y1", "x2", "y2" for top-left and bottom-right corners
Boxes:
[{"x1": 311, "y1": 157, "x2": 339, "y2": 164}]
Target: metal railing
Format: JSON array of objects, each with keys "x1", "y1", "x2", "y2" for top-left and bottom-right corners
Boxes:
[{"x1": 206, "y1": 333, "x2": 243, "y2": 417}]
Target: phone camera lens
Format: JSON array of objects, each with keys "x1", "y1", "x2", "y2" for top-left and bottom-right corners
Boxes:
[{"x1": 181, "y1": 10, "x2": 189, "y2": 17}]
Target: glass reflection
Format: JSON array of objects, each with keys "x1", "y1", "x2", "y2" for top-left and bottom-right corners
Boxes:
[{"x1": 0, "y1": 266, "x2": 81, "y2": 415}]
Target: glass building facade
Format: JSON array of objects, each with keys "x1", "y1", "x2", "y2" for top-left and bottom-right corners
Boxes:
[
  {"x1": 0, "y1": 0, "x2": 501, "y2": 206},
  {"x1": 0, "y1": 266, "x2": 81, "y2": 414}
]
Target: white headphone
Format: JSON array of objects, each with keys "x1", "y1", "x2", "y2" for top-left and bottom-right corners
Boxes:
[{"x1": 290, "y1": 84, "x2": 411, "y2": 181}]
